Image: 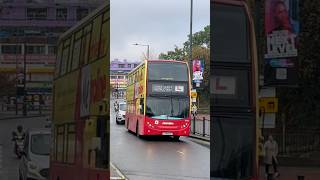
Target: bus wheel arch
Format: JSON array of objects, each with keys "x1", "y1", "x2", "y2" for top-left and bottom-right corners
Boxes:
[{"x1": 126, "y1": 118, "x2": 129, "y2": 130}]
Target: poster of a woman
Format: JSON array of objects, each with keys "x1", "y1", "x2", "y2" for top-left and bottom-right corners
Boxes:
[
  {"x1": 265, "y1": 0, "x2": 299, "y2": 34},
  {"x1": 264, "y1": 0, "x2": 299, "y2": 59}
]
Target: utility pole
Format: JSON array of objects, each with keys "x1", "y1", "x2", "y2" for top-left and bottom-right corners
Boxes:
[
  {"x1": 23, "y1": 38, "x2": 27, "y2": 116},
  {"x1": 189, "y1": 0, "x2": 193, "y2": 88},
  {"x1": 133, "y1": 43, "x2": 150, "y2": 60}
]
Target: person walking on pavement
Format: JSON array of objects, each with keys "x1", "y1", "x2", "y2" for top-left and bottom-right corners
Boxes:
[
  {"x1": 191, "y1": 104, "x2": 197, "y2": 118},
  {"x1": 264, "y1": 135, "x2": 280, "y2": 179}
]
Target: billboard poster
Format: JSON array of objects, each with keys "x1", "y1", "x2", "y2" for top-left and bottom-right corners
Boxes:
[
  {"x1": 192, "y1": 59, "x2": 204, "y2": 87},
  {"x1": 264, "y1": 0, "x2": 299, "y2": 86}
]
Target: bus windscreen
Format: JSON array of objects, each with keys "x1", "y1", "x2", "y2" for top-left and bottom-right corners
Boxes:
[
  {"x1": 146, "y1": 97, "x2": 189, "y2": 120},
  {"x1": 148, "y1": 62, "x2": 188, "y2": 81}
]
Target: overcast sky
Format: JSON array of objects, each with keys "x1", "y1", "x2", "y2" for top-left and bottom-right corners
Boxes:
[{"x1": 110, "y1": 0, "x2": 210, "y2": 62}]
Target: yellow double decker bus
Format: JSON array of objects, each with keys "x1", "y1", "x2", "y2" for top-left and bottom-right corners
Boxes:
[{"x1": 51, "y1": 2, "x2": 109, "y2": 180}]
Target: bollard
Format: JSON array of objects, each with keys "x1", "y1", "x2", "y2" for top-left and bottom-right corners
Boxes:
[
  {"x1": 297, "y1": 175, "x2": 304, "y2": 180},
  {"x1": 203, "y1": 117, "x2": 205, "y2": 136}
]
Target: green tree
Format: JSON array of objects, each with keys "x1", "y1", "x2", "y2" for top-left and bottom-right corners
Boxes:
[
  {"x1": 158, "y1": 45, "x2": 186, "y2": 60},
  {"x1": 159, "y1": 25, "x2": 210, "y2": 61},
  {"x1": 159, "y1": 25, "x2": 210, "y2": 110}
]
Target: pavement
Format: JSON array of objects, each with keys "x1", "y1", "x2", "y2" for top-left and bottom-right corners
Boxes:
[
  {"x1": 258, "y1": 166, "x2": 320, "y2": 180},
  {"x1": 197, "y1": 114, "x2": 210, "y2": 120},
  {"x1": 189, "y1": 113, "x2": 210, "y2": 143}
]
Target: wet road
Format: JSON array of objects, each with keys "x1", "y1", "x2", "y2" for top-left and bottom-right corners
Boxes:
[
  {"x1": 0, "y1": 116, "x2": 47, "y2": 180},
  {"x1": 110, "y1": 99, "x2": 210, "y2": 180}
]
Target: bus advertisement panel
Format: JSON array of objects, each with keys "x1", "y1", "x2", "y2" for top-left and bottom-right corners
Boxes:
[{"x1": 126, "y1": 60, "x2": 191, "y2": 140}]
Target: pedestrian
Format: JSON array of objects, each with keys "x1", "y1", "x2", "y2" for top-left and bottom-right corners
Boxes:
[
  {"x1": 114, "y1": 101, "x2": 119, "y2": 112},
  {"x1": 191, "y1": 104, "x2": 197, "y2": 117},
  {"x1": 264, "y1": 135, "x2": 279, "y2": 178}
]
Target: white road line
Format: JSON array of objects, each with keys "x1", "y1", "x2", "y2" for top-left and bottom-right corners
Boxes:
[
  {"x1": 177, "y1": 150, "x2": 185, "y2": 156},
  {"x1": 110, "y1": 162, "x2": 127, "y2": 180}
]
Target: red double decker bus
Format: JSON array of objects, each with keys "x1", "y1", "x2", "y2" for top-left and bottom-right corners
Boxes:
[{"x1": 125, "y1": 60, "x2": 191, "y2": 140}]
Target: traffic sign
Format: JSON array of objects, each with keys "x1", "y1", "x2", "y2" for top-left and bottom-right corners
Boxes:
[
  {"x1": 191, "y1": 91, "x2": 197, "y2": 98},
  {"x1": 259, "y1": 97, "x2": 278, "y2": 113}
]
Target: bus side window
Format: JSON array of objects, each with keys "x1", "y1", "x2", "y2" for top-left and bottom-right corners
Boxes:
[{"x1": 140, "y1": 98, "x2": 144, "y2": 115}]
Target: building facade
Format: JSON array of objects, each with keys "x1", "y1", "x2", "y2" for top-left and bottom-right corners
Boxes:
[
  {"x1": 110, "y1": 59, "x2": 140, "y2": 98},
  {"x1": 0, "y1": 0, "x2": 103, "y2": 108}
]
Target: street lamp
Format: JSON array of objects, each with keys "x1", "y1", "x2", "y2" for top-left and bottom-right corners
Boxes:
[
  {"x1": 189, "y1": 0, "x2": 193, "y2": 63},
  {"x1": 133, "y1": 43, "x2": 150, "y2": 60},
  {"x1": 189, "y1": 0, "x2": 194, "y2": 88}
]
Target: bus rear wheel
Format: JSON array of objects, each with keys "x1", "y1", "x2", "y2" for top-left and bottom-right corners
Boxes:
[{"x1": 173, "y1": 136, "x2": 180, "y2": 141}]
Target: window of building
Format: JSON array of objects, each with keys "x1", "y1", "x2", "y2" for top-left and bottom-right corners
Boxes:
[
  {"x1": 77, "y1": 8, "x2": 89, "y2": 21},
  {"x1": 134, "y1": 64, "x2": 138, "y2": 68},
  {"x1": 1, "y1": 45, "x2": 22, "y2": 54},
  {"x1": 26, "y1": 45, "x2": 45, "y2": 54},
  {"x1": 127, "y1": 64, "x2": 131, "y2": 68},
  {"x1": 56, "y1": 8, "x2": 68, "y2": 20},
  {"x1": 118, "y1": 76, "x2": 124, "y2": 79},
  {"x1": 27, "y1": 8, "x2": 47, "y2": 20},
  {"x1": 48, "y1": 45, "x2": 57, "y2": 55},
  {"x1": 118, "y1": 64, "x2": 125, "y2": 68},
  {"x1": 110, "y1": 76, "x2": 116, "y2": 79}
]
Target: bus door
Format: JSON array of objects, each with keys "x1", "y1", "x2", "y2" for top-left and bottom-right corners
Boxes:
[{"x1": 211, "y1": 1, "x2": 257, "y2": 179}]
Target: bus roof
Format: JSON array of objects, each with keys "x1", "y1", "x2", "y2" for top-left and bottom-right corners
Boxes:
[
  {"x1": 58, "y1": 0, "x2": 109, "y2": 42},
  {"x1": 213, "y1": 0, "x2": 245, "y2": 6},
  {"x1": 128, "y1": 59, "x2": 187, "y2": 75}
]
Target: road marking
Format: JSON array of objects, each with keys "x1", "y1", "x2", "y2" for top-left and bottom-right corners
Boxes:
[
  {"x1": 110, "y1": 162, "x2": 127, "y2": 180},
  {"x1": 177, "y1": 150, "x2": 185, "y2": 156}
]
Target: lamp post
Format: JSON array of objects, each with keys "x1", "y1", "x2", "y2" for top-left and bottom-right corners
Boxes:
[
  {"x1": 189, "y1": 0, "x2": 194, "y2": 88},
  {"x1": 133, "y1": 43, "x2": 150, "y2": 60}
]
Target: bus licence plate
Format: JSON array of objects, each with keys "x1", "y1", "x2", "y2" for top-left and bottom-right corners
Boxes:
[{"x1": 162, "y1": 132, "x2": 173, "y2": 135}]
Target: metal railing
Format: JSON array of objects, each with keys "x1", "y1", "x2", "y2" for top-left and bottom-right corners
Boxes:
[
  {"x1": 272, "y1": 132, "x2": 320, "y2": 155},
  {"x1": 190, "y1": 115, "x2": 210, "y2": 137}
]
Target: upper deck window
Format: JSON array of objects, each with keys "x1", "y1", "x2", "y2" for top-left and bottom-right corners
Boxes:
[
  {"x1": 148, "y1": 62, "x2": 188, "y2": 82},
  {"x1": 212, "y1": 4, "x2": 249, "y2": 63}
]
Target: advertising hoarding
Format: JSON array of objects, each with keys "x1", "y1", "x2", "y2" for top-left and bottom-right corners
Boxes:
[{"x1": 264, "y1": 0, "x2": 299, "y2": 86}]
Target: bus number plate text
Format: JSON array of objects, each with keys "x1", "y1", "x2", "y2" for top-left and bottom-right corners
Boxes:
[{"x1": 162, "y1": 132, "x2": 173, "y2": 135}]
